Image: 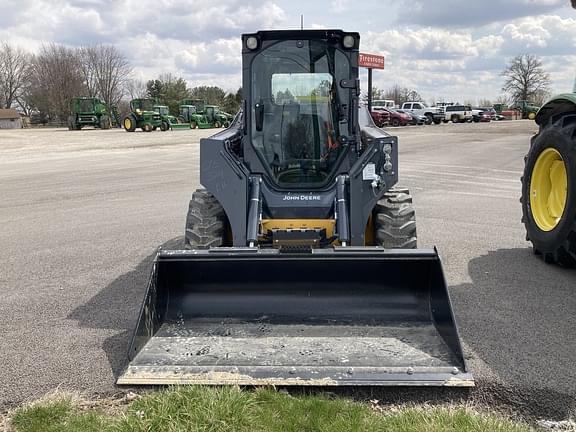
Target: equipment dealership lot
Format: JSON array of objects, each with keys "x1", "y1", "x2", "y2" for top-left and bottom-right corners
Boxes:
[{"x1": 0, "y1": 123, "x2": 574, "y2": 416}]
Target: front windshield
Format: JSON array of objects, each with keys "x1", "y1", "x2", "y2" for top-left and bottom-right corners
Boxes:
[
  {"x1": 139, "y1": 100, "x2": 154, "y2": 111},
  {"x1": 251, "y1": 39, "x2": 350, "y2": 187},
  {"x1": 79, "y1": 99, "x2": 94, "y2": 112},
  {"x1": 154, "y1": 106, "x2": 169, "y2": 116}
]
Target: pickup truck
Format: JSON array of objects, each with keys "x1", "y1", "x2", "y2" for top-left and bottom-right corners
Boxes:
[
  {"x1": 443, "y1": 104, "x2": 473, "y2": 123},
  {"x1": 400, "y1": 102, "x2": 444, "y2": 124}
]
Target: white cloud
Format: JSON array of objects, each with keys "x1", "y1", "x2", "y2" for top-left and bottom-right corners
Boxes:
[{"x1": 1, "y1": 0, "x2": 575, "y2": 102}]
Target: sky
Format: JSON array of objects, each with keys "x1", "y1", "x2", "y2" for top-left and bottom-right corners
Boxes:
[{"x1": 1, "y1": 0, "x2": 575, "y2": 104}]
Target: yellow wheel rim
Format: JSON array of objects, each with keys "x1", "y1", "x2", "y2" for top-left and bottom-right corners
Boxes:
[
  {"x1": 528, "y1": 112, "x2": 536, "y2": 120},
  {"x1": 530, "y1": 147, "x2": 568, "y2": 231},
  {"x1": 124, "y1": 118, "x2": 132, "y2": 129}
]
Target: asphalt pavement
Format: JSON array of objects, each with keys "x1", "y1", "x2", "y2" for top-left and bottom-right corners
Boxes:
[{"x1": 0, "y1": 123, "x2": 574, "y2": 419}]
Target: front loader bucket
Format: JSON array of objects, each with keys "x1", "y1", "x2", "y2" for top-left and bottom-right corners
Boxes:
[{"x1": 118, "y1": 248, "x2": 473, "y2": 386}]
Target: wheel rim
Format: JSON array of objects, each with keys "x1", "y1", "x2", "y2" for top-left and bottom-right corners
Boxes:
[
  {"x1": 124, "y1": 118, "x2": 132, "y2": 129},
  {"x1": 530, "y1": 147, "x2": 568, "y2": 231},
  {"x1": 528, "y1": 112, "x2": 536, "y2": 120}
]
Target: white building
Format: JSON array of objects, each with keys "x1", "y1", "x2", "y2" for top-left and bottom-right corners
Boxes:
[{"x1": 0, "y1": 109, "x2": 22, "y2": 129}]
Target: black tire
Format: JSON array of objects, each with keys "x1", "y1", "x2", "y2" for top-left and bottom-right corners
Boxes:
[
  {"x1": 184, "y1": 189, "x2": 228, "y2": 249},
  {"x1": 433, "y1": 118, "x2": 441, "y2": 125},
  {"x1": 391, "y1": 118, "x2": 400, "y2": 127},
  {"x1": 123, "y1": 115, "x2": 136, "y2": 132},
  {"x1": 142, "y1": 123, "x2": 153, "y2": 132},
  {"x1": 451, "y1": 115, "x2": 460, "y2": 123},
  {"x1": 373, "y1": 187, "x2": 417, "y2": 249},
  {"x1": 190, "y1": 121, "x2": 197, "y2": 129},
  {"x1": 160, "y1": 121, "x2": 169, "y2": 131},
  {"x1": 425, "y1": 114, "x2": 433, "y2": 125},
  {"x1": 67, "y1": 115, "x2": 76, "y2": 131},
  {"x1": 521, "y1": 111, "x2": 576, "y2": 267},
  {"x1": 214, "y1": 121, "x2": 221, "y2": 128}
]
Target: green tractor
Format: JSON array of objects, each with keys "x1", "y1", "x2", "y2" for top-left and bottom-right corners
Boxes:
[
  {"x1": 152, "y1": 105, "x2": 178, "y2": 131},
  {"x1": 178, "y1": 104, "x2": 198, "y2": 123},
  {"x1": 181, "y1": 99, "x2": 206, "y2": 113},
  {"x1": 520, "y1": 0, "x2": 576, "y2": 267},
  {"x1": 123, "y1": 99, "x2": 164, "y2": 132},
  {"x1": 189, "y1": 105, "x2": 234, "y2": 129},
  {"x1": 512, "y1": 100, "x2": 540, "y2": 120},
  {"x1": 520, "y1": 92, "x2": 576, "y2": 267},
  {"x1": 67, "y1": 97, "x2": 111, "y2": 130}
]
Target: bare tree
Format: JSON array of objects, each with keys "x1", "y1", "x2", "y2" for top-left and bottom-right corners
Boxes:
[
  {"x1": 82, "y1": 45, "x2": 132, "y2": 108},
  {"x1": 125, "y1": 78, "x2": 147, "y2": 100},
  {"x1": 78, "y1": 47, "x2": 98, "y2": 97},
  {"x1": 502, "y1": 54, "x2": 550, "y2": 103},
  {"x1": 32, "y1": 44, "x2": 86, "y2": 122},
  {"x1": 381, "y1": 84, "x2": 423, "y2": 106},
  {"x1": 0, "y1": 43, "x2": 32, "y2": 109}
]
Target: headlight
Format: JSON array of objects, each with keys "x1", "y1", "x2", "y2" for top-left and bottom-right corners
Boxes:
[
  {"x1": 246, "y1": 36, "x2": 258, "y2": 50},
  {"x1": 342, "y1": 34, "x2": 355, "y2": 49}
]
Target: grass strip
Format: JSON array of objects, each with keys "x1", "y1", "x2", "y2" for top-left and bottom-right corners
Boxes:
[{"x1": 9, "y1": 387, "x2": 536, "y2": 432}]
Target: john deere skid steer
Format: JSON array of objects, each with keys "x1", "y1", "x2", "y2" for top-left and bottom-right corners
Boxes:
[{"x1": 118, "y1": 30, "x2": 472, "y2": 387}]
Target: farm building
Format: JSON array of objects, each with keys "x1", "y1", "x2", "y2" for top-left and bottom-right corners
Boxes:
[{"x1": 0, "y1": 109, "x2": 22, "y2": 129}]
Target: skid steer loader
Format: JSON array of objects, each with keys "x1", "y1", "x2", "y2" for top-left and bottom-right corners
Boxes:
[{"x1": 118, "y1": 30, "x2": 473, "y2": 387}]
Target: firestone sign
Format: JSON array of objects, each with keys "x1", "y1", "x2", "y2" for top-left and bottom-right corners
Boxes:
[{"x1": 359, "y1": 53, "x2": 385, "y2": 69}]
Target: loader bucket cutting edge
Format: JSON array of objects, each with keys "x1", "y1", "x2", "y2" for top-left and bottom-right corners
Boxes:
[{"x1": 117, "y1": 248, "x2": 473, "y2": 387}]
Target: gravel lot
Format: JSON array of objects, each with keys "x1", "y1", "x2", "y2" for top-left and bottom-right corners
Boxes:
[{"x1": 0, "y1": 122, "x2": 574, "y2": 419}]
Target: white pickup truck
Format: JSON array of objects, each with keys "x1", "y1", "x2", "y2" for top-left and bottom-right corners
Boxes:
[
  {"x1": 400, "y1": 102, "x2": 444, "y2": 124},
  {"x1": 443, "y1": 104, "x2": 473, "y2": 123}
]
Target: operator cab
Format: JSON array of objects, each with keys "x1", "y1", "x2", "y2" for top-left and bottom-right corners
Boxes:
[{"x1": 247, "y1": 33, "x2": 358, "y2": 187}]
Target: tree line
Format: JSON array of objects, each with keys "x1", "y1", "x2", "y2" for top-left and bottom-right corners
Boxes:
[
  {"x1": 366, "y1": 53, "x2": 551, "y2": 108},
  {"x1": 1, "y1": 42, "x2": 551, "y2": 123},
  {"x1": 0, "y1": 42, "x2": 242, "y2": 124}
]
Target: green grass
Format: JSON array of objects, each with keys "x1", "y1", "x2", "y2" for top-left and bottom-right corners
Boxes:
[{"x1": 9, "y1": 387, "x2": 537, "y2": 432}]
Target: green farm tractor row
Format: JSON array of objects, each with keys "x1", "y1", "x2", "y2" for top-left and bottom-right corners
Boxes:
[
  {"x1": 178, "y1": 99, "x2": 234, "y2": 129},
  {"x1": 122, "y1": 98, "x2": 234, "y2": 132}
]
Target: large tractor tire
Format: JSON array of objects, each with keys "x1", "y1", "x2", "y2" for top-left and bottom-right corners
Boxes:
[
  {"x1": 373, "y1": 187, "x2": 417, "y2": 249},
  {"x1": 123, "y1": 115, "x2": 136, "y2": 132},
  {"x1": 184, "y1": 189, "x2": 228, "y2": 249},
  {"x1": 521, "y1": 111, "x2": 576, "y2": 267},
  {"x1": 160, "y1": 121, "x2": 169, "y2": 131}
]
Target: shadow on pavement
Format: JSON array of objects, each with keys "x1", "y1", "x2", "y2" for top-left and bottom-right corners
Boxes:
[
  {"x1": 68, "y1": 237, "x2": 183, "y2": 378},
  {"x1": 450, "y1": 247, "x2": 575, "y2": 419}
]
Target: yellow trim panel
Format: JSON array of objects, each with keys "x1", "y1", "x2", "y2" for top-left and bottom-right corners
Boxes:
[{"x1": 260, "y1": 219, "x2": 335, "y2": 238}]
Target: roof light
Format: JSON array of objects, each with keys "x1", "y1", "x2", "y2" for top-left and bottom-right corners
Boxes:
[
  {"x1": 342, "y1": 35, "x2": 355, "y2": 49},
  {"x1": 246, "y1": 36, "x2": 258, "y2": 50}
]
